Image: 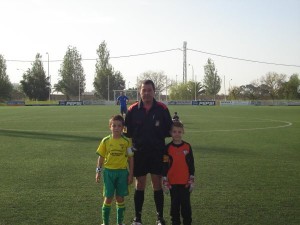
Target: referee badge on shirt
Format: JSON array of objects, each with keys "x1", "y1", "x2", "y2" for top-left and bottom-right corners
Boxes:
[{"x1": 155, "y1": 120, "x2": 160, "y2": 127}]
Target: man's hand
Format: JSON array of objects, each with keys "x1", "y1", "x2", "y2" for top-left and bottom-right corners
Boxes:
[
  {"x1": 128, "y1": 174, "x2": 133, "y2": 185},
  {"x1": 162, "y1": 177, "x2": 171, "y2": 194}
]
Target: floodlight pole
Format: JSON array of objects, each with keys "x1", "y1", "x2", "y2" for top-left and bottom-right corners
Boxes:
[
  {"x1": 189, "y1": 64, "x2": 196, "y2": 100},
  {"x1": 224, "y1": 75, "x2": 226, "y2": 101},
  {"x1": 46, "y1": 52, "x2": 50, "y2": 101},
  {"x1": 107, "y1": 74, "x2": 110, "y2": 101},
  {"x1": 79, "y1": 78, "x2": 81, "y2": 101}
]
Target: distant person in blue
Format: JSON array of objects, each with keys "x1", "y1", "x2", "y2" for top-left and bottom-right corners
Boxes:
[{"x1": 116, "y1": 91, "x2": 129, "y2": 117}]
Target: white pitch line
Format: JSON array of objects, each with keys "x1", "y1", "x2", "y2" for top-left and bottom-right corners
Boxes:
[{"x1": 186, "y1": 119, "x2": 292, "y2": 133}]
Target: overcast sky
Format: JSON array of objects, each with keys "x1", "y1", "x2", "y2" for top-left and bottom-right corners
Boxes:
[{"x1": 1, "y1": 0, "x2": 300, "y2": 93}]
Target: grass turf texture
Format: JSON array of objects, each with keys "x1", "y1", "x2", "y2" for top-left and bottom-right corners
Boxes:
[{"x1": 0, "y1": 105, "x2": 299, "y2": 225}]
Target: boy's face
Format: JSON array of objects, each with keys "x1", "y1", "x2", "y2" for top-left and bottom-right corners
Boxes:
[
  {"x1": 110, "y1": 120, "x2": 124, "y2": 137},
  {"x1": 171, "y1": 126, "x2": 184, "y2": 142}
]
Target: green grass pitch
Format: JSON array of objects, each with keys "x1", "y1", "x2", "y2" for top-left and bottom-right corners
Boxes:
[{"x1": 0, "y1": 105, "x2": 299, "y2": 225}]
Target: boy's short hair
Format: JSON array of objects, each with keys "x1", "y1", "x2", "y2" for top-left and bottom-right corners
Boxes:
[
  {"x1": 172, "y1": 120, "x2": 184, "y2": 129},
  {"x1": 109, "y1": 115, "x2": 125, "y2": 126}
]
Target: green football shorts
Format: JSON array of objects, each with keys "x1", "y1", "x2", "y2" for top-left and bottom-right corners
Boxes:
[{"x1": 102, "y1": 168, "x2": 129, "y2": 197}]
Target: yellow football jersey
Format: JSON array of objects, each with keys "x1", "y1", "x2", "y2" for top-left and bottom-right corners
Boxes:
[{"x1": 96, "y1": 134, "x2": 132, "y2": 169}]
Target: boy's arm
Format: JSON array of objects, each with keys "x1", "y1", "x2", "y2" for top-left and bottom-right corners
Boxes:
[
  {"x1": 186, "y1": 144, "x2": 195, "y2": 192},
  {"x1": 95, "y1": 156, "x2": 104, "y2": 183},
  {"x1": 187, "y1": 145, "x2": 195, "y2": 176},
  {"x1": 162, "y1": 146, "x2": 170, "y2": 177}
]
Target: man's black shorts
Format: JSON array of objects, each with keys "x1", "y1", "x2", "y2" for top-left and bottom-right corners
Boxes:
[{"x1": 133, "y1": 150, "x2": 163, "y2": 177}]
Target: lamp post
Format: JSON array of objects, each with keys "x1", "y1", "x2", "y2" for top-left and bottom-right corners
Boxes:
[
  {"x1": 46, "y1": 52, "x2": 50, "y2": 101},
  {"x1": 107, "y1": 74, "x2": 110, "y2": 101},
  {"x1": 224, "y1": 75, "x2": 226, "y2": 101},
  {"x1": 17, "y1": 68, "x2": 25, "y2": 73},
  {"x1": 189, "y1": 64, "x2": 196, "y2": 100},
  {"x1": 78, "y1": 78, "x2": 81, "y2": 101},
  {"x1": 229, "y1": 79, "x2": 232, "y2": 91}
]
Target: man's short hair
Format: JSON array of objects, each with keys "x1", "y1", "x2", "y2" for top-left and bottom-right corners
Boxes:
[{"x1": 140, "y1": 79, "x2": 155, "y2": 91}]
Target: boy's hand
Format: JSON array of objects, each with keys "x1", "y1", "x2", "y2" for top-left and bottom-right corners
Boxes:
[
  {"x1": 95, "y1": 173, "x2": 101, "y2": 183},
  {"x1": 185, "y1": 175, "x2": 195, "y2": 192}
]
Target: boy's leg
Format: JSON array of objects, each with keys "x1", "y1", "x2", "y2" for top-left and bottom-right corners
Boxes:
[
  {"x1": 115, "y1": 170, "x2": 128, "y2": 224},
  {"x1": 170, "y1": 185, "x2": 181, "y2": 225},
  {"x1": 102, "y1": 201, "x2": 111, "y2": 225},
  {"x1": 116, "y1": 197, "x2": 125, "y2": 225},
  {"x1": 180, "y1": 186, "x2": 192, "y2": 225},
  {"x1": 102, "y1": 169, "x2": 115, "y2": 225}
]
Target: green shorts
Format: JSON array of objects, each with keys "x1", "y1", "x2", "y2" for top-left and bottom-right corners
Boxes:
[{"x1": 102, "y1": 168, "x2": 129, "y2": 198}]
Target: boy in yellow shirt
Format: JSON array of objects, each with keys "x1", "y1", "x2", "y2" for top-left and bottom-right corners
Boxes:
[{"x1": 96, "y1": 115, "x2": 134, "y2": 225}]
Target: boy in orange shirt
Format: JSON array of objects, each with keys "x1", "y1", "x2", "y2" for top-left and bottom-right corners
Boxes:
[{"x1": 162, "y1": 121, "x2": 195, "y2": 225}]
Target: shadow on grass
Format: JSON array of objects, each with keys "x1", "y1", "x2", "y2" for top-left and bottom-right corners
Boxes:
[{"x1": 0, "y1": 128, "x2": 101, "y2": 143}]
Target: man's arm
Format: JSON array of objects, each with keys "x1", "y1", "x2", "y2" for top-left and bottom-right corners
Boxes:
[
  {"x1": 164, "y1": 107, "x2": 173, "y2": 137},
  {"x1": 127, "y1": 156, "x2": 134, "y2": 184}
]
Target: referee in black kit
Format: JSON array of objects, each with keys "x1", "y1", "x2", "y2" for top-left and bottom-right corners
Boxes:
[{"x1": 124, "y1": 79, "x2": 173, "y2": 225}]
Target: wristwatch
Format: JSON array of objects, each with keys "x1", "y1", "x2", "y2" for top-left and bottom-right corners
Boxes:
[{"x1": 96, "y1": 167, "x2": 102, "y2": 173}]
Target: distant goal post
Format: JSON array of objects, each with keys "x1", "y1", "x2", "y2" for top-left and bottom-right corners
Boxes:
[{"x1": 113, "y1": 89, "x2": 139, "y2": 103}]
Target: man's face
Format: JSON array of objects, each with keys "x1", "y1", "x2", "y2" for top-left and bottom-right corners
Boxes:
[{"x1": 140, "y1": 83, "x2": 155, "y2": 103}]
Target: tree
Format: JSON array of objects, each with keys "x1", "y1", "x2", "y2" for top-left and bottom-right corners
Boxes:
[
  {"x1": 11, "y1": 83, "x2": 26, "y2": 100},
  {"x1": 203, "y1": 58, "x2": 221, "y2": 99},
  {"x1": 0, "y1": 55, "x2": 13, "y2": 101},
  {"x1": 137, "y1": 70, "x2": 168, "y2": 99},
  {"x1": 281, "y1": 74, "x2": 300, "y2": 99},
  {"x1": 240, "y1": 83, "x2": 260, "y2": 100},
  {"x1": 228, "y1": 86, "x2": 242, "y2": 100},
  {"x1": 187, "y1": 80, "x2": 205, "y2": 100},
  {"x1": 168, "y1": 81, "x2": 204, "y2": 100},
  {"x1": 169, "y1": 83, "x2": 189, "y2": 100},
  {"x1": 94, "y1": 41, "x2": 125, "y2": 100},
  {"x1": 55, "y1": 46, "x2": 86, "y2": 100},
  {"x1": 260, "y1": 72, "x2": 286, "y2": 100},
  {"x1": 20, "y1": 53, "x2": 50, "y2": 101}
]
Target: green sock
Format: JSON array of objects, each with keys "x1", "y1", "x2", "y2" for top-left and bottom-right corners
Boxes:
[
  {"x1": 116, "y1": 201, "x2": 125, "y2": 224},
  {"x1": 102, "y1": 202, "x2": 111, "y2": 225}
]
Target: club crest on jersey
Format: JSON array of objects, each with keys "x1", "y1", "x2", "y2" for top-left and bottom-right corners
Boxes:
[
  {"x1": 183, "y1": 150, "x2": 188, "y2": 155},
  {"x1": 155, "y1": 120, "x2": 160, "y2": 126}
]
